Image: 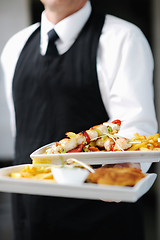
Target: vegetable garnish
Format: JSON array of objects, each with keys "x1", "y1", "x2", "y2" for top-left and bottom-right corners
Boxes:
[
  {"x1": 67, "y1": 144, "x2": 84, "y2": 153},
  {"x1": 83, "y1": 131, "x2": 90, "y2": 144},
  {"x1": 111, "y1": 119, "x2": 121, "y2": 126},
  {"x1": 107, "y1": 126, "x2": 113, "y2": 133}
]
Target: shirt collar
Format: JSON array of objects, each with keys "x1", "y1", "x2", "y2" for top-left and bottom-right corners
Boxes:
[{"x1": 40, "y1": 1, "x2": 91, "y2": 55}]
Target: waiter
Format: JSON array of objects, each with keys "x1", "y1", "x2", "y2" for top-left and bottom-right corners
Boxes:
[{"x1": 1, "y1": 0, "x2": 157, "y2": 239}]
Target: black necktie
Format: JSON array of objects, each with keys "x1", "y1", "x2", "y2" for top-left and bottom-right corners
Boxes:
[{"x1": 46, "y1": 29, "x2": 59, "y2": 56}]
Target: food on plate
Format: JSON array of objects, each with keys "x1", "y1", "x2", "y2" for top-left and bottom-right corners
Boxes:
[
  {"x1": 128, "y1": 133, "x2": 160, "y2": 151},
  {"x1": 10, "y1": 164, "x2": 89, "y2": 184},
  {"x1": 9, "y1": 164, "x2": 146, "y2": 187},
  {"x1": 44, "y1": 120, "x2": 160, "y2": 154},
  {"x1": 10, "y1": 165, "x2": 55, "y2": 181},
  {"x1": 10, "y1": 159, "x2": 94, "y2": 182},
  {"x1": 46, "y1": 120, "x2": 133, "y2": 154},
  {"x1": 87, "y1": 167, "x2": 146, "y2": 186}
]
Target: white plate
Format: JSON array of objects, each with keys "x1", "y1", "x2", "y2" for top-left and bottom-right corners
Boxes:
[
  {"x1": 30, "y1": 142, "x2": 160, "y2": 165},
  {"x1": 0, "y1": 164, "x2": 157, "y2": 202}
]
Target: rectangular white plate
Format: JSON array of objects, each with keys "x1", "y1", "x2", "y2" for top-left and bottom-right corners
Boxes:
[
  {"x1": 0, "y1": 164, "x2": 157, "y2": 202},
  {"x1": 30, "y1": 142, "x2": 160, "y2": 165}
]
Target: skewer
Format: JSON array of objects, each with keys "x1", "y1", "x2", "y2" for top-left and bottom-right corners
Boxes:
[{"x1": 66, "y1": 158, "x2": 95, "y2": 173}]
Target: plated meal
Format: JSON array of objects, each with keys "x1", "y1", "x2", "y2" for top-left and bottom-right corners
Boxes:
[
  {"x1": 30, "y1": 119, "x2": 160, "y2": 166},
  {"x1": 45, "y1": 120, "x2": 160, "y2": 154},
  {"x1": 9, "y1": 159, "x2": 146, "y2": 187},
  {"x1": 0, "y1": 163, "x2": 156, "y2": 202},
  {"x1": 0, "y1": 120, "x2": 158, "y2": 202}
]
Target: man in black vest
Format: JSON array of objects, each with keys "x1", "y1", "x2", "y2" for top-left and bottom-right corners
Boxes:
[{"x1": 1, "y1": 0, "x2": 157, "y2": 239}]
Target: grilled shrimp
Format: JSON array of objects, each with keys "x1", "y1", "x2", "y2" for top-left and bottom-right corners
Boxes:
[
  {"x1": 113, "y1": 138, "x2": 132, "y2": 151},
  {"x1": 59, "y1": 138, "x2": 77, "y2": 152},
  {"x1": 96, "y1": 138, "x2": 106, "y2": 148},
  {"x1": 90, "y1": 124, "x2": 108, "y2": 135},
  {"x1": 103, "y1": 122, "x2": 120, "y2": 134},
  {"x1": 96, "y1": 137, "x2": 114, "y2": 151},
  {"x1": 86, "y1": 129, "x2": 98, "y2": 140},
  {"x1": 47, "y1": 137, "x2": 78, "y2": 154},
  {"x1": 46, "y1": 120, "x2": 122, "y2": 154},
  {"x1": 76, "y1": 132, "x2": 87, "y2": 145},
  {"x1": 104, "y1": 138, "x2": 115, "y2": 151},
  {"x1": 96, "y1": 136, "x2": 131, "y2": 152},
  {"x1": 46, "y1": 144, "x2": 59, "y2": 154}
]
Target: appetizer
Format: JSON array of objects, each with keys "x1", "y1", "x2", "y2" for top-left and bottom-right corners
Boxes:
[
  {"x1": 46, "y1": 120, "x2": 132, "y2": 154},
  {"x1": 45, "y1": 120, "x2": 160, "y2": 154}
]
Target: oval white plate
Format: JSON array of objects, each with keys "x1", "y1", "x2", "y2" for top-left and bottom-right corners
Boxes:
[{"x1": 30, "y1": 142, "x2": 160, "y2": 165}]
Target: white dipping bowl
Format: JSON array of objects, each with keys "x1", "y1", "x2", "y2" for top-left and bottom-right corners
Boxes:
[{"x1": 51, "y1": 167, "x2": 89, "y2": 185}]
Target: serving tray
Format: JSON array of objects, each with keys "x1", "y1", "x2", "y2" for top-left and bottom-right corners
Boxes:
[
  {"x1": 30, "y1": 142, "x2": 160, "y2": 165},
  {"x1": 0, "y1": 164, "x2": 157, "y2": 202}
]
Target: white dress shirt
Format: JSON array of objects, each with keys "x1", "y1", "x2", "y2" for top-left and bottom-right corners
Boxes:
[{"x1": 1, "y1": 1, "x2": 158, "y2": 172}]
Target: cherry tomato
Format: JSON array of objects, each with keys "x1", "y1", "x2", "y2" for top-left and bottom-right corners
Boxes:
[
  {"x1": 67, "y1": 144, "x2": 84, "y2": 153},
  {"x1": 83, "y1": 131, "x2": 90, "y2": 144},
  {"x1": 111, "y1": 119, "x2": 121, "y2": 126},
  {"x1": 111, "y1": 143, "x2": 115, "y2": 151}
]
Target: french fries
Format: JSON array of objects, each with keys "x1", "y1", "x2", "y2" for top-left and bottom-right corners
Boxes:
[
  {"x1": 128, "y1": 133, "x2": 160, "y2": 151},
  {"x1": 10, "y1": 165, "x2": 55, "y2": 181}
]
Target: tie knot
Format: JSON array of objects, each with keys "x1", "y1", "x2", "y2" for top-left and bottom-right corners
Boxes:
[{"x1": 48, "y1": 29, "x2": 59, "y2": 42}]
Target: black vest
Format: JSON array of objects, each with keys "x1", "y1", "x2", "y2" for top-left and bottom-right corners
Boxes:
[
  {"x1": 11, "y1": 12, "x2": 144, "y2": 240},
  {"x1": 13, "y1": 12, "x2": 108, "y2": 165}
]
